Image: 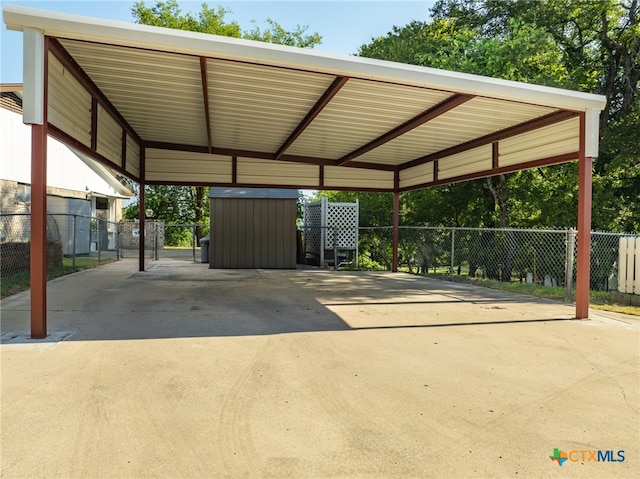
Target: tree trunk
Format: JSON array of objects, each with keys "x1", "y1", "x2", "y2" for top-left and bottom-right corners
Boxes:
[
  {"x1": 486, "y1": 175, "x2": 515, "y2": 282},
  {"x1": 194, "y1": 186, "x2": 204, "y2": 242}
]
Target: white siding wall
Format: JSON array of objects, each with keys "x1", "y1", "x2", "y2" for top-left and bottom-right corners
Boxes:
[{"x1": 0, "y1": 107, "x2": 124, "y2": 198}]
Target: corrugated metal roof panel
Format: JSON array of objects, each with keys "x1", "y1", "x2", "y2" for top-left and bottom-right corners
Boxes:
[
  {"x1": 438, "y1": 145, "x2": 492, "y2": 180},
  {"x1": 96, "y1": 105, "x2": 121, "y2": 167},
  {"x1": 125, "y1": 134, "x2": 140, "y2": 178},
  {"x1": 286, "y1": 80, "x2": 451, "y2": 159},
  {"x1": 499, "y1": 117, "x2": 579, "y2": 167},
  {"x1": 324, "y1": 166, "x2": 394, "y2": 190},
  {"x1": 60, "y1": 39, "x2": 207, "y2": 146},
  {"x1": 47, "y1": 54, "x2": 92, "y2": 147},
  {"x1": 209, "y1": 187, "x2": 299, "y2": 199},
  {"x1": 237, "y1": 158, "x2": 319, "y2": 186},
  {"x1": 209, "y1": 59, "x2": 335, "y2": 152},
  {"x1": 5, "y1": 5, "x2": 606, "y2": 112},
  {"x1": 357, "y1": 98, "x2": 555, "y2": 165},
  {"x1": 3, "y1": 6, "x2": 608, "y2": 193},
  {"x1": 400, "y1": 162, "x2": 435, "y2": 189},
  {"x1": 145, "y1": 149, "x2": 231, "y2": 183}
]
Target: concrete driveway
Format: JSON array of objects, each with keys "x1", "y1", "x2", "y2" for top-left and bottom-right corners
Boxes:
[{"x1": 1, "y1": 259, "x2": 638, "y2": 478}]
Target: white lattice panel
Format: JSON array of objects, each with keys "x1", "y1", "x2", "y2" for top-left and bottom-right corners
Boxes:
[
  {"x1": 325, "y1": 203, "x2": 358, "y2": 249},
  {"x1": 303, "y1": 202, "x2": 322, "y2": 254},
  {"x1": 304, "y1": 198, "x2": 358, "y2": 257}
]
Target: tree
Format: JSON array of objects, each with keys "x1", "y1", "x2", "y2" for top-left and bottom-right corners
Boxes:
[
  {"x1": 431, "y1": 0, "x2": 639, "y2": 127},
  {"x1": 357, "y1": 0, "x2": 639, "y2": 233},
  {"x1": 128, "y1": 1, "x2": 322, "y2": 237},
  {"x1": 310, "y1": 190, "x2": 393, "y2": 227},
  {"x1": 359, "y1": 11, "x2": 571, "y2": 233},
  {"x1": 132, "y1": 0, "x2": 322, "y2": 46}
]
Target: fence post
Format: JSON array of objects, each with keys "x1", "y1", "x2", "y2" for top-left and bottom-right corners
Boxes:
[
  {"x1": 116, "y1": 222, "x2": 120, "y2": 260},
  {"x1": 333, "y1": 227, "x2": 338, "y2": 271},
  {"x1": 154, "y1": 222, "x2": 159, "y2": 261},
  {"x1": 450, "y1": 227, "x2": 456, "y2": 282},
  {"x1": 565, "y1": 227, "x2": 576, "y2": 300},
  {"x1": 354, "y1": 225, "x2": 358, "y2": 271},
  {"x1": 192, "y1": 224, "x2": 196, "y2": 262},
  {"x1": 72, "y1": 214, "x2": 77, "y2": 271},
  {"x1": 96, "y1": 218, "x2": 102, "y2": 264}
]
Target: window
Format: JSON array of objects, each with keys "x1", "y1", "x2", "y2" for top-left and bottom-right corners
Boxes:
[
  {"x1": 16, "y1": 183, "x2": 31, "y2": 203},
  {"x1": 96, "y1": 197, "x2": 109, "y2": 210}
]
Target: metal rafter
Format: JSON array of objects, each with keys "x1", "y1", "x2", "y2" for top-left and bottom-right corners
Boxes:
[
  {"x1": 49, "y1": 123, "x2": 140, "y2": 182},
  {"x1": 400, "y1": 151, "x2": 578, "y2": 192},
  {"x1": 200, "y1": 57, "x2": 213, "y2": 153},
  {"x1": 338, "y1": 93, "x2": 474, "y2": 166},
  {"x1": 48, "y1": 38, "x2": 142, "y2": 146},
  {"x1": 274, "y1": 76, "x2": 348, "y2": 160},
  {"x1": 144, "y1": 140, "x2": 397, "y2": 172},
  {"x1": 401, "y1": 110, "x2": 579, "y2": 170}
]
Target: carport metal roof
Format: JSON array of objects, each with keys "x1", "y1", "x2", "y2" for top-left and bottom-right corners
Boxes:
[
  {"x1": 2, "y1": 4, "x2": 606, "y2": 337},
  {"x1": 4, "y1": 4, "x2": 605, "y2": 192}
]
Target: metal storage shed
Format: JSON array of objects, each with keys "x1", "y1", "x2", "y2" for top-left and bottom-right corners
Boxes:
[
  {"x1": 209, "y1": 188, "x2": 298, "y2": 269},
  {"x1": 3, "y1": 4, "x2": 607, "y2": 338}
]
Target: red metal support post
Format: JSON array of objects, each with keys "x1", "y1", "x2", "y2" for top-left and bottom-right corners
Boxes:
[
  {"x1": 30, "y1": 122, "x2": 48, "y2": 338},
  {"x1": 138, "y1": 180, "x2": 145, "y2": 272},
  {"x1": 575, "y1": 112, "x2": 592, "y2": 319},
  {"x1": 138, "y1": 145, "x2": 146, "y2": 271},
  {"x1": 392, "y1": 190, "x2": 400, "y2": 273},
  {"x1": 575, "y1": 155, "x2": 592, "y2": 319},
  {"x1": 27, "y1": 32, "x2": 49, "y2": 339}
]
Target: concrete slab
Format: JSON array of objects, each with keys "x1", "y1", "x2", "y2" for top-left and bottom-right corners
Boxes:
[{"x1": 1, "y1": 259, "x2": 638, "y2": 478}]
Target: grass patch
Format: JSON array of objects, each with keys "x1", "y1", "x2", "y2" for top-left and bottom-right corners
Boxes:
[
  {"x1": 421, "y1": 273, "x2": 640, "y2": 317},
  {"x1": 1, "y1": 257, "x2": 116, "y2": 299}
]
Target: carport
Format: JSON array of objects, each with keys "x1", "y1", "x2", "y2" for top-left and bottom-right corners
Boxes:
[{"x1": 3, "y1": 4, "x2": 606, "y2": 338}]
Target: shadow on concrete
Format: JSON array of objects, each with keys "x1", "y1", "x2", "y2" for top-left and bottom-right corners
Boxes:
[{"x1": 0, "y1": 260, "x2": 577, "y2": 343}]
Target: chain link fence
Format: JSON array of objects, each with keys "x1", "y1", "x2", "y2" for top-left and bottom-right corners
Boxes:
[
  {"x1": 119, "y1": 222, "x2": 210, "y2": 262},
  {"x1": 1, "y1": 213, "x2": 120, "y2": 287},
  {"x1": 352, "y1": 226, "x2": 634, "y2": 297},
  {"x1": 2, "y1": 214, "x2": 633, "y2": 300}
]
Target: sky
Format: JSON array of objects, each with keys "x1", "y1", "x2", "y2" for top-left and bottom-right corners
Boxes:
[{"x1": 1, "y1": 0, "x2": 436, "y2": 83}]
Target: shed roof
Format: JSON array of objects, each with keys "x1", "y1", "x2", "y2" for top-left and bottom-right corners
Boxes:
[
  {"x1": 209, "y1": 187, "x2": 299, "y2": 199},
  {"x1": 3, "y1": 4, "x2": 607, "y2": 193}
]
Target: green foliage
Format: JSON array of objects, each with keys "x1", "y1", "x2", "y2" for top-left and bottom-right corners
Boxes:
[
  {"x1": 163, "y1": 226, "x2": 193, "y2": 247},
  {"x1": 312, "y1": 191, "x2": 393, "y2": 226},
  {"x1": 244, "y1": 18, "x2": 322, "y2": 48},
  {"x1": 599, "y1": 101, "x2": 640, "y2": 232},
  {"x1": 131, "y1": 0, "x2": 321, "y2": 47},
  {"x1": 132, "y1": 0, "x2": 241, "y2": 36},
  {"x1": 125, "y1": 185, "x2": 207, "y2": 224},
  {"x1": 356, "y1": 0, "x2": 639, "y2": 234}
]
